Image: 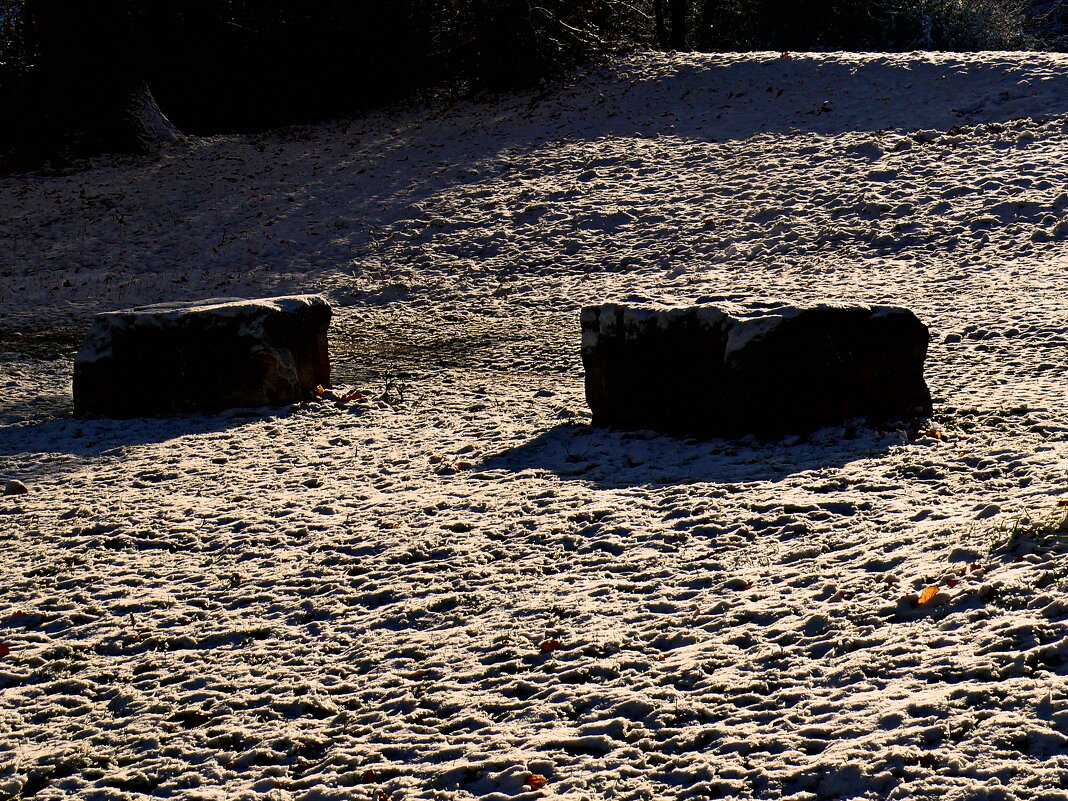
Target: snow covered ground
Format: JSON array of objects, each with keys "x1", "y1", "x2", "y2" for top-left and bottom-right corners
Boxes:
[{"x1": 5, "y1": 50, "x2": 1068, "y2": 800}]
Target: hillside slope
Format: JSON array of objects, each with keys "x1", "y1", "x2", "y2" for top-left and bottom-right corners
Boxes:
[{"x1": 4, "y1": 51, "x2": 1068, "y2": 800}]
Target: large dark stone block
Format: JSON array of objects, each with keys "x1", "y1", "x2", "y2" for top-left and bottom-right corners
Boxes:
[
  {"x1": 581, "y1": 302, "x2": 932, "y2": 437},
  {"x1": 74, "y1": 295, "x2": 331, "y2": 418}
]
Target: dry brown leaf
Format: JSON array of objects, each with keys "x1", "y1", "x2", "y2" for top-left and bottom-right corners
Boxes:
[
  {"x1": 527, "y1": 774, "x2": 548, "y2": 790},
  {"x1": 917, "y1": 585, "x2": 940, "y2": 605}
]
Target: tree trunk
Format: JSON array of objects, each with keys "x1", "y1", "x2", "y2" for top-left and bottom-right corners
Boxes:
[
  {"x1": 668, "y1": 0, "x2": 689, "y2": 50},
  {"x1": 24, "y1": 0, "x2": 182, "y2": 161},
  {"x1": 699, "y1": 0, "x2": 720, "y2": 50},
  {"x1": 652, "y1": 0, "x2": 669, "y2": 49}
]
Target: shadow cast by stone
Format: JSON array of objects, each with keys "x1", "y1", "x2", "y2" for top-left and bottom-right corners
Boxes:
[
  {"x1": 0, "y1": 409, "x2": 286, "y2": 464},
  {"x1": 482, "y1": 422, "x2": 899, "y2": 487}
]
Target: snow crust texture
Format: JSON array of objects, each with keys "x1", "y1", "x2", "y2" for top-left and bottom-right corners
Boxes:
[{"x1": 5, "y1": 51, "x2": 1068, "y2": 800}]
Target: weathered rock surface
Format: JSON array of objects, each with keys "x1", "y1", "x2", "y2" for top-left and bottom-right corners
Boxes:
[
  {"x1": 74, "y1": 295, "x2": 331, "y2": 418},
  {"x1": 581, "y1": 302, "x2": 932, "y2": 437}
]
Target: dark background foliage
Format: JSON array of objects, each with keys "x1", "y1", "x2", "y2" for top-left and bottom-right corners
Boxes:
[
  {"x1": 1, "y1": 0, "x2": 1065, "y2": 154},
  {"x1": 700, "y1": 0, "x2": 1042, "y2": 51},
  {"x1": 1, "y1": 0, "x2": 650, "y2": 143}
]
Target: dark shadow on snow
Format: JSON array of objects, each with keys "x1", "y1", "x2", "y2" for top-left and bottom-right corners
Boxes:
[
  {"x1": 13, "y1": 52, "x2": 1065, "y2": 329},
  {"x1": 0, "y1": 408, "x2": 290, "y2": 466},
  {"x1": 482, "y1": 421, "x2": 900, "y2": 487}
]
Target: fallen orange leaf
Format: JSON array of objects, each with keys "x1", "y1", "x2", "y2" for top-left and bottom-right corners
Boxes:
[
  {"x1": 917, "y1": 585, "x2": 940, "y2": 605},
  {"x1": 527, "y1": 774, "x2": 547, "y2": 790}
]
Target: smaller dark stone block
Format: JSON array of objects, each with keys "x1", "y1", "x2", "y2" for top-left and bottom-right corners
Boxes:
[
  {"x1": 74, "y1": 295, "x2": 331, "y2": 418},
  {"x1": 581, "y1": 302, "x2": 932, "y2": 437}
]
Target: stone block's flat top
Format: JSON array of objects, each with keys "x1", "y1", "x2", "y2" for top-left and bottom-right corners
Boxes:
[
  {"x1": 98, "y1": 294, "x2": 331, "y2": 320},
  {"x1": 581, "y1": 300, "x2": 911, "y2": 322},
  {"x1": 76, "y1": 294, "x2": 333, "y2": 364},
  {"x1": 582, "y1": 302, "x2": 922, "y2": 353}
]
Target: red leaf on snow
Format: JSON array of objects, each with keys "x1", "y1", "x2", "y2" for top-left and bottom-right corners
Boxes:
[
  {"x1": 947, "y1": 579, "x2": 961, "y2": 588},
  {"x1": 540, "y1": 639, "x2": 561, "y2": 654},
  {"x1": 9, "y1": 611, "x2": 27, "y2": 620},
  {"x1": 0, "y1": 644, "x2": 9, "y2": 657},
  {"x1": 1058, "y1": 500, "x2": 1068, "y2": 508},
  {"x1": 918, "y1": 429, "x2": 946, "y2": 440}
]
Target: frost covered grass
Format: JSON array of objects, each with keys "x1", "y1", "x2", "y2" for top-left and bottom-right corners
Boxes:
[
  {"x1": 992, "y1": 508, "x2": 1068, "y2": 553},
  {"x1": 4, "y1": 51, "x2": 1068, "y2": 800}
]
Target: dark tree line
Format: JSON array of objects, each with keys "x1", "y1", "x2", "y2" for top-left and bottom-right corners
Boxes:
[
  {"x1": 662, "y1": 0, "x2": 1036, "y2": 52},
  {"x1": 14, "y1": 0, "x2": 182, "y2": 166},
  {"x1": 1, "y1": 0, "x2": 652, "y2": 165},
  {"x1": 0, "y1": 0, "x2": 1044, "y2": 168}
]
